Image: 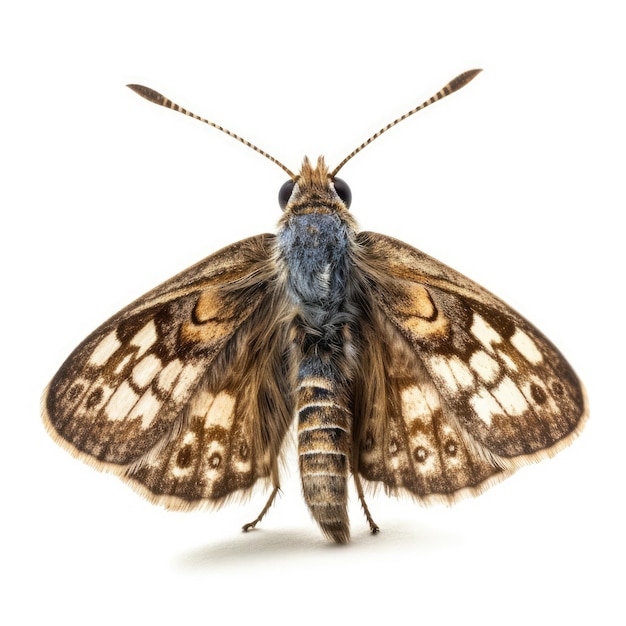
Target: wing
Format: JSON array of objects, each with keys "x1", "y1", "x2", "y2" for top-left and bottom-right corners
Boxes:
[
  {"x1": 43, "y1": 234, "x2": 296, "y2": 509},
  {"x1": 352, "y1": 232, "x2": 588, "y2": 502}
]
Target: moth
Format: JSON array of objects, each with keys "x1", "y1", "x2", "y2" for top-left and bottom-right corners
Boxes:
[{"x1": 43, "y1": 70, "x2": 588, "y2": 543}]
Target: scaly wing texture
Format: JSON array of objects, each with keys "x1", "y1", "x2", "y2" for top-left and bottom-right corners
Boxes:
[
  {"x1": 43, "y1": 234, "x2": 296, "y2": 509},
  {"x1": 353, "y1": 232, "x2": 587, "y2": 502}
]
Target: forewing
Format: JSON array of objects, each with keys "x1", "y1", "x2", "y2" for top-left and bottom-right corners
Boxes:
[
  {"x1": 353, "y1": 232, "x2": 587, "y2": 500},
  {"x1": 43, "y1": 234, "x2": 296, "y2": 509}
]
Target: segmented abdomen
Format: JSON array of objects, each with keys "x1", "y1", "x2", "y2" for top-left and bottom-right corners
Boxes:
[{"x1": 297, "y1": 370, "x2": 352, "y2": 543}]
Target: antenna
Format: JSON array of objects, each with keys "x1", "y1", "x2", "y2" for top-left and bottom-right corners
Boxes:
[
  {"x1": 330, "y1": 69, "x2": 482, "y2": 177},
  {"x1": 127, "y1": 84, "x2": 297, "y2": 179},
  {"x1": 128, "y1": 69, "x2": 481, "y2": 182}
]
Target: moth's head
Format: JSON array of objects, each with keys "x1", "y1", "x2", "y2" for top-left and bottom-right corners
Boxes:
[{"x1": 278, "y1": 156, "x2": 352, "y2": 215}]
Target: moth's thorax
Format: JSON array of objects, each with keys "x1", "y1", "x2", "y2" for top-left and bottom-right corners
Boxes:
[{"x1": 276, "y1": 156, "x2": 357, "y2": 309}]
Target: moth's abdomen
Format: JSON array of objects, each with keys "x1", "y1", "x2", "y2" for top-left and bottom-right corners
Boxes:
[{"x1": 297, "y1": 372, "x2": 352, "y2": 543}]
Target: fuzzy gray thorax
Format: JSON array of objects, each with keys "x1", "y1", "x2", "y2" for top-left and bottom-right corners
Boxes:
[
  {"x1": 276, "y1": 157, "x2": 358, "y2": 346},
  {"x1": 279, "y1": 212, "x2": 350, "y2": 307}
]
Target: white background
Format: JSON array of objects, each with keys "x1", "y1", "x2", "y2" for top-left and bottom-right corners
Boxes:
[{"x1": 2, "y1": 1, "x2": 623, "y2": 624}]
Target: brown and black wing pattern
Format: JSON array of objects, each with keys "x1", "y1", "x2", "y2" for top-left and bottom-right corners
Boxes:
[
  {"x1": 43, "y1": 234, "x2": 296, "y2": 509},
  {"x1": 353, "y1": 232, "x2": 587, "y2": 502}
]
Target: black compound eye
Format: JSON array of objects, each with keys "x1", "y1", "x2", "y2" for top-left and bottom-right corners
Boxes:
[
  {"x1": 333, "y1": 177, "x2": 352, "y2": 208},
  {"x1": 278, "y1": 180, "x2": 295, "y2": 210}
]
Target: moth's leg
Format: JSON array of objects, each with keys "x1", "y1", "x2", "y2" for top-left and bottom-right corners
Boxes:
[
  {"x1": 354, "y1": 474, "x2": 380, "y2": 535},
  {"x1": 242, "y1": 485, "x2": 281, "y2": 532}
]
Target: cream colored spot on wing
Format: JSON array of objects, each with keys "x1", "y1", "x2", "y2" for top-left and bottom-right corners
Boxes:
[
  {"x1": 114, "y1": 353, "x2": 133, "y2": 375},
  {"x1": 429, "y1": 355, "x2": 474, "y2": 393},
  {"x1": 172, "y1": 363, "x2": 204, "y2": 399},
  {"x1": 390, "y1": 451, "x2": 403, "y2": 471},
  {"x1": 497, "y1": 349, "x2": 518, "y2": 372},
  {"x1": 89, "y1": 331, "x2": 121, "y2": 366},
  {"x1": 132, "y1": 354, "x2": 162, "y2": 389},
  {"x1": 128, "y1": 389, "x2": 161, "y2": 429},
  {"x1": 449, "y1": 357, "x2": 475, "y2": 388},
  {"x1": 131, "y1": 320, "x2": 158, "y2": 358},
  {"x1": 471, "y1": 314, "x2": 502, "y2": 352},
  {"x1": 157, "y1": 359, "x2": 184, "y2": 393},
  {"x1": 470, "y1": 388, "x2": 503, "y2": 426},
  {"x1": 510, "y1": 329, "x2": 543, "y2": 364},
  {"x1": 234, "y1": 453, "x2": 252, "y2": 473},
  {"x1": 204, "y1": 391, "x2": 236, "y2": 429},
  {"x1": 493, "y1": 376, "x2": 529, "y2": 416},
  {"x1": 171, "y1": 465, "x2": 192, "y2": 478},
  {"x1": 470, "y1": 350, "x2": 500, "y2": 384},
  {"x1": 401, "y1": 383, "x2": 440, "y2": 422},
  {"x1": 188, "y1": 388, "x2": 214, "y2": 419},
  {"x1": 105, "y1": 381, "x2": 139, "y2": 420}
]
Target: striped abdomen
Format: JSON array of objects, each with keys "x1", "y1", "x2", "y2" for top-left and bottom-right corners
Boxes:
[{"x1": 297, "y1": 369, "x2": 352, "y2": 543}]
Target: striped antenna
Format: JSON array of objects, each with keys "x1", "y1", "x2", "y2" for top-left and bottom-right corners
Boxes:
[
  {"x1": 127, "y1": 84, "x2": 297, "y2": 180},
  {"x1": 331, "y1": 69, "x2": 482, "y2": 177},
  {"x1": 129, "y1": 69, "x2": 481, "y2": 182}
]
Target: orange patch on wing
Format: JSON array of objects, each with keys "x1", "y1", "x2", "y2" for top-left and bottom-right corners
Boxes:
[
  {"x1": 180, "y1": 288, "x2": 239, "y2": 344},
  {"x1": 395, "y1": 282, "x2": 450, "y2": 339}
]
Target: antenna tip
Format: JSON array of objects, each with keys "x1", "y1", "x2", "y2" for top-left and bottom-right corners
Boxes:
[
  {"x1": 126, "y1": 84, "x2": 165, "y2": 105},
  {"x1": 449, "y1": 69, "x2": 483, "y2": 93}
]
